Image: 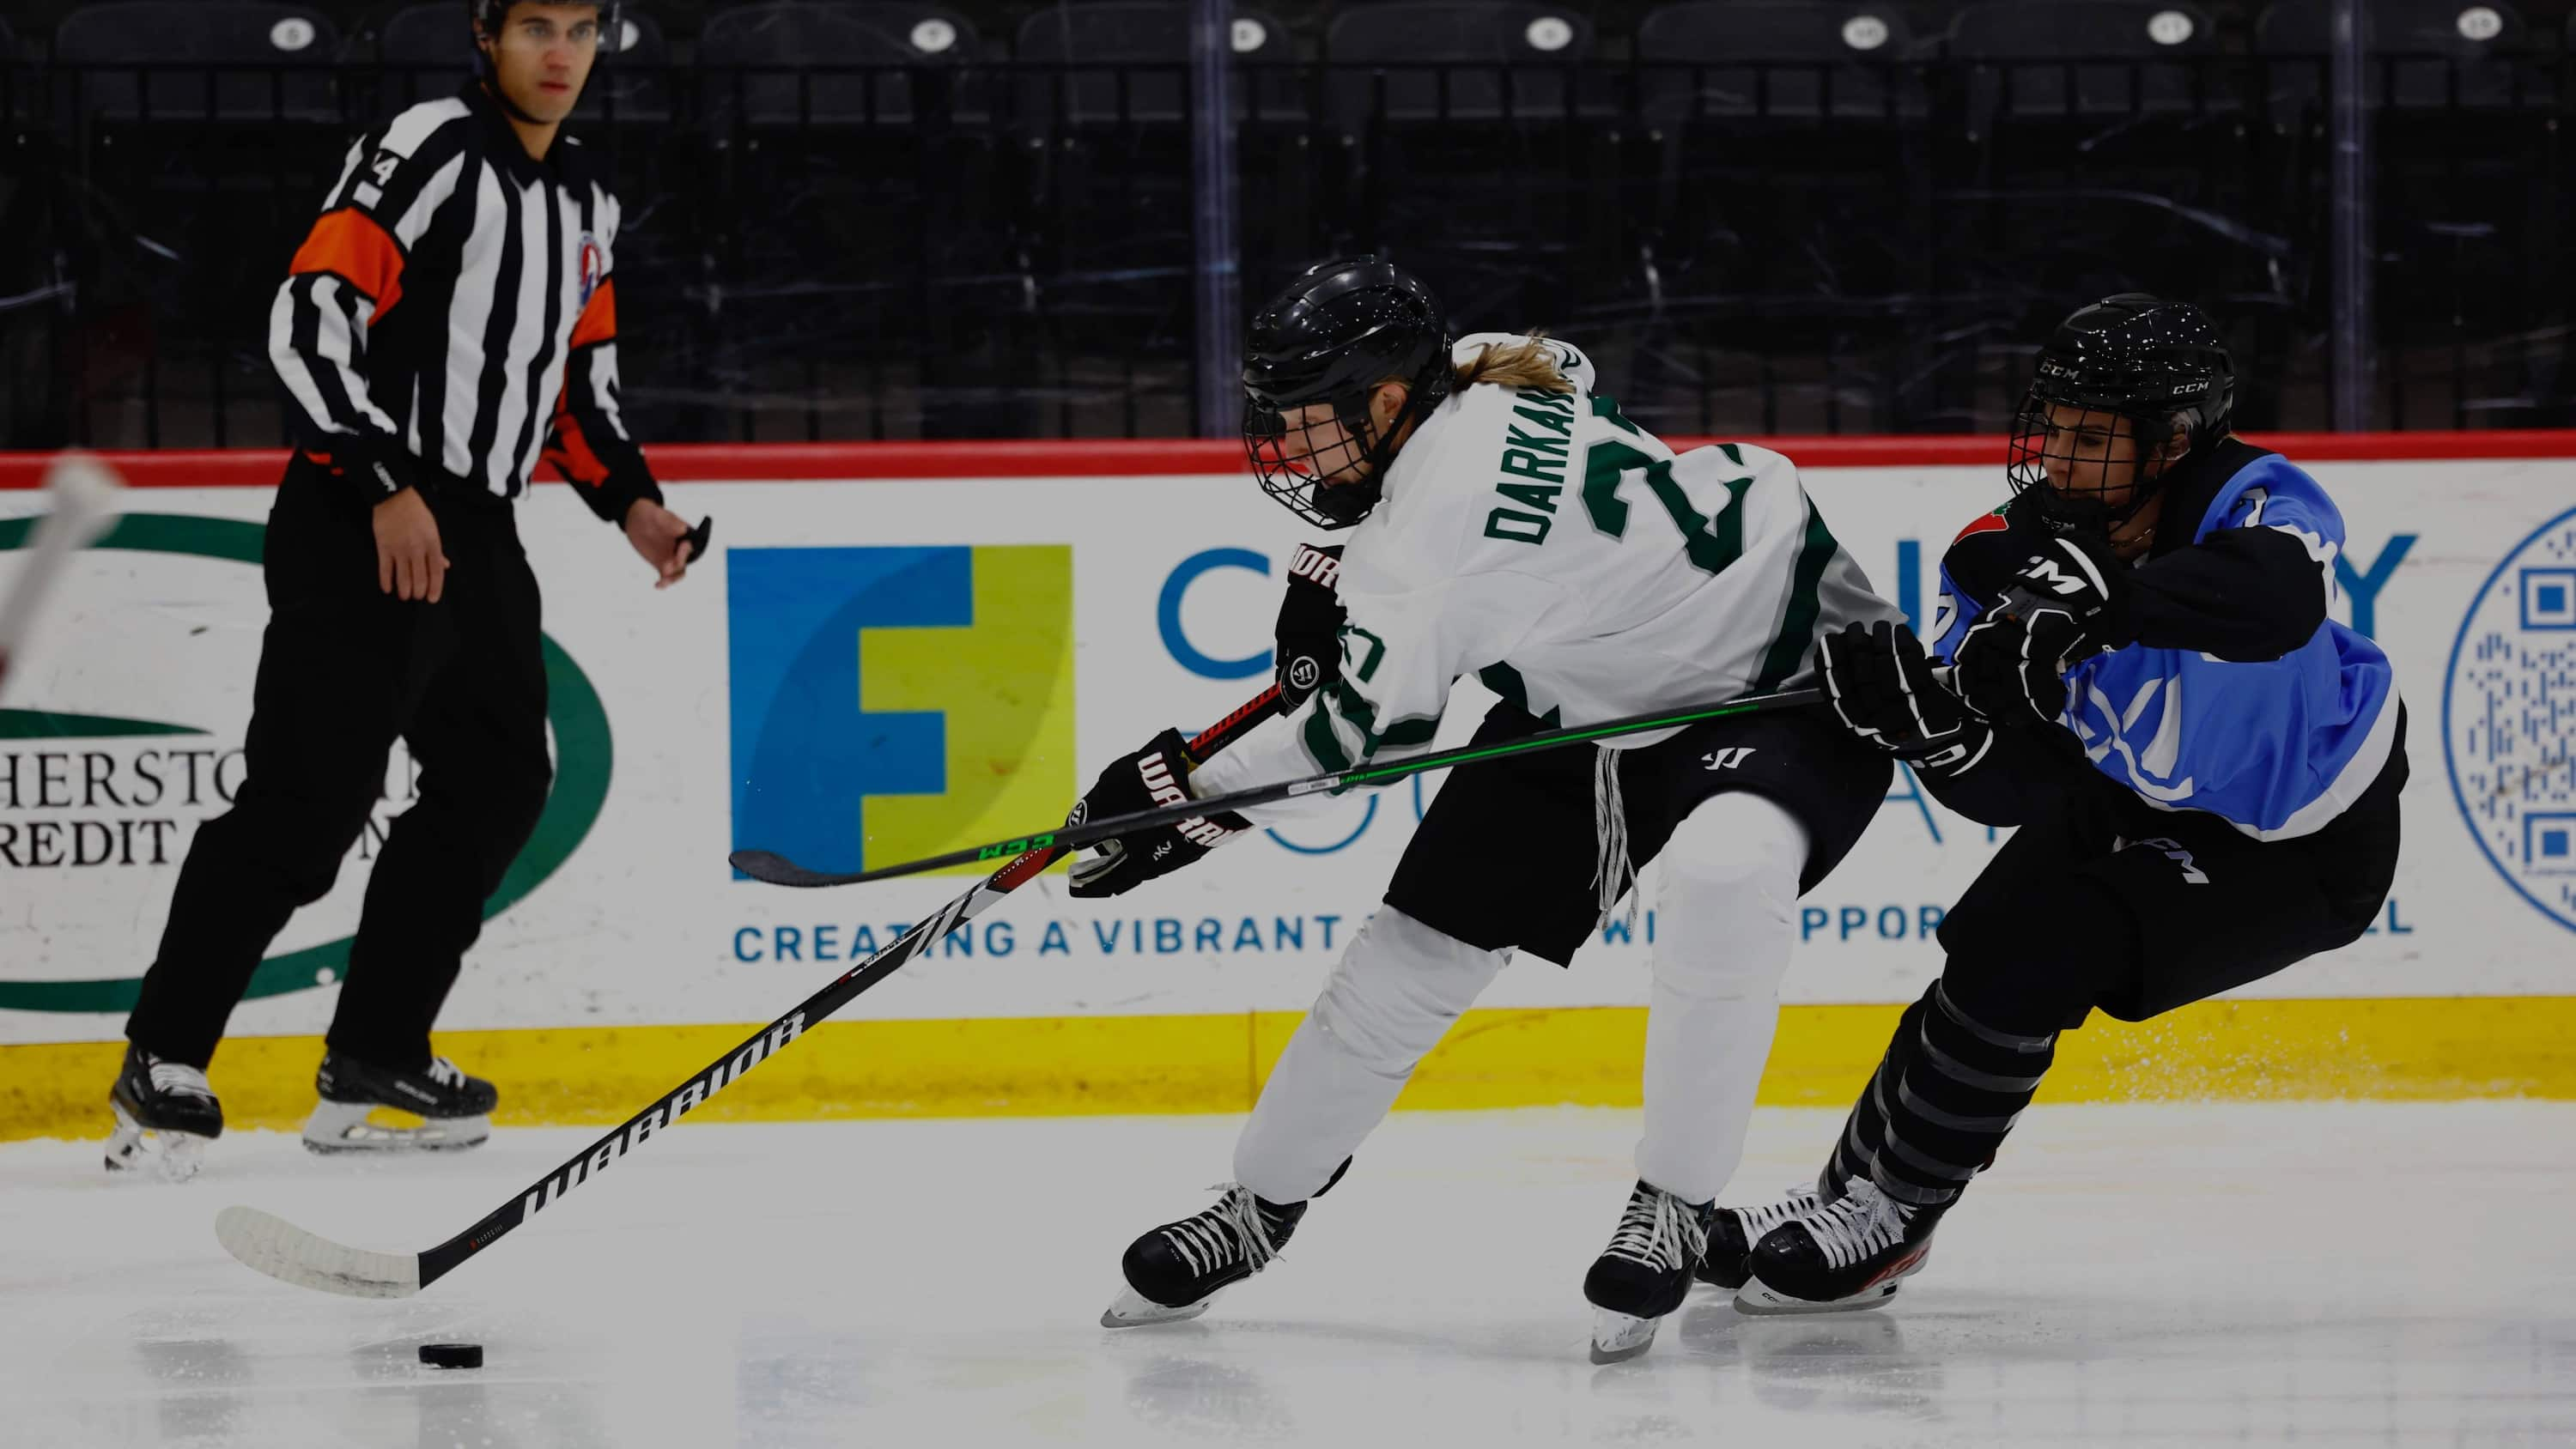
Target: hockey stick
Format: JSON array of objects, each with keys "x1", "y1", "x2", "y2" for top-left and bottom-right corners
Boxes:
[
  {"x1": 0, "y1": 453, "x2": 125, "y2": 702},
  {"x1": 214, "y1": 684, "x2": 1288, "y2": 1299},
  {"x1": 732, "y1": 674, "x2": 1889, "y2": 890}
]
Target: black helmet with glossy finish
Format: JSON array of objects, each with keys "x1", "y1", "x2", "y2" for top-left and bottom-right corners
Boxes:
[
  {"x1": 2007, "y1": 294, "x2": 2234, "y2": 536},
  {"x1": 1242, "y1": 258, "x2": 1453, "y2": 529}
]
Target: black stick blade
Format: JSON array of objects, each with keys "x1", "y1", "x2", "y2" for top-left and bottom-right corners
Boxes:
[{"x1": 729, "y1": 850, "x2": 857, "y2": 888}]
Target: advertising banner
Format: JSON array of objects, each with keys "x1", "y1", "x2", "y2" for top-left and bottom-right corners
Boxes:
[{"x1": 1, "y1": 452, "x2": 2567, "y2": 1052}]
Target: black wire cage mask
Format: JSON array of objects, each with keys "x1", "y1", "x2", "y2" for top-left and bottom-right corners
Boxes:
[
  {"x1": 1241, "y1": 258, "x2": 1453, "y2": 530},
  {"x1": 2005, "y1": 294, "x2": 2234, "y2": 540}
]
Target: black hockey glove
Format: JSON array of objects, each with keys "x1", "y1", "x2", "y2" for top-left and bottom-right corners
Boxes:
[
  {"x1": 1066, "y1": 728, "x2": 1252, "y2": 900},
  {"x1": 1819, "y1": 620, "x2": 1987, "y2": 766},
  {"x1": 1274, "y1": 543, "x2": 1346, "y2": 709},
  {"x1": 1939, "y1": 509, "x2": 2030, "y2": 604},
  {"x1": 1951, "y1": 604, "x2": 2089, "y2": 728},
  {"x1": 2002, "y1": 536, "x2": 2129, "y2": 648}
]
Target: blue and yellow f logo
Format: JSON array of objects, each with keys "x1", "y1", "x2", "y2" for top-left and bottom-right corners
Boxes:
[{"x1": 728, "y1": 545, "x2": 1075, "y2": 876}]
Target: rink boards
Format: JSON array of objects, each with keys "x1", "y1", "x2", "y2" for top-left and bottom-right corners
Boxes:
[{"x1": 2, "y1": 434, "x2": 2571, "y2": 1136}]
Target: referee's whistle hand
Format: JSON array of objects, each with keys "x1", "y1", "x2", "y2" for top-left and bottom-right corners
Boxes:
[
  {"x1": 373, "y1": 488, "x2": 449, "y2": 603},
  {"x1": 623, "y1": 499, "x2": 696, "y2": 591}
]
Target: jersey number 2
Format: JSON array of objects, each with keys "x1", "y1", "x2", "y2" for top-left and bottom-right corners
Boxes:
[{"x1": 1579, "y1": 400, "x2": 1748, "y2": 576}]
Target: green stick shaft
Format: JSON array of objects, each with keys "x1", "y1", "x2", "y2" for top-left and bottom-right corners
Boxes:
[{"x1": 732, "y1": 680, "x2": 1832, "y2": 890}]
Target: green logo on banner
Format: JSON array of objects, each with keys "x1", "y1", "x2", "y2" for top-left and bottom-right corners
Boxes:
[{"x1": 0, "y1": 512, "x2": 611, "y2": 1014}]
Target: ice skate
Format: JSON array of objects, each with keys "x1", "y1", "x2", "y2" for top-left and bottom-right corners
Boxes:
[
  {"x1": 1583, "y1": 1180, "x2": 1715, "y2": 1363},
  {"x1": 1736, "y1": 1177, "x2": 1935, "y2": 1315},
  {"x1": 301, "y1": 1052, "x2": 496, "y2": 1155},
  {"x1": 1101, "y1": 1184, "x2": 1307, "y2": 1328},
  {"x1": 1697, "y1": 1179, "x2": 1828, "y2": 1291},
  {"x1": 104, "y1": 1044, "x2": 223, "y2": 1182}
]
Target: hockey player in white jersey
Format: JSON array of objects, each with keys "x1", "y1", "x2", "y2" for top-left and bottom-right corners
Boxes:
[{"x1": 1063, "y1": 258, "x2": 1901, "y2": 1361}]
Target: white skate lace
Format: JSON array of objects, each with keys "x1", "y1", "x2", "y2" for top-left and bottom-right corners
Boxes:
[
  {"x1": 427, "y1": 1058, "x2": 465, "y2": 1088},
  {"x1": 1801, "y1": 1179, "x2": 1914, "y2": 1270},
  {"x1": 1605, "y1": 1185, "x2": 1709, "y2": 1273},
  {"x1": 1728, "y1": 1183, "x2": 1826, "y2": 1239},
  {"x1": 1157, "y1": 1185, "x2": 1279, "y2": 1280},
  {"x1": 146, "y1": 1058, "x2": 214, "y2": 1101}
]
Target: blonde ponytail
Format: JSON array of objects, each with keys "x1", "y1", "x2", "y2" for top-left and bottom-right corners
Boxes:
[{"x1": 1452, "y1": 331, "x2": 1575, "y2": 395}]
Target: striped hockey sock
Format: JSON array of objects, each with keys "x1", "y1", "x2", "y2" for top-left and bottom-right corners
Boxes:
[
  {"x1": 1821, "y1": 986, "x2": 1934, "y2": 1194},
  {"x1": 1866, "y1": 980, "x2": 2057, "y2": 1210}
]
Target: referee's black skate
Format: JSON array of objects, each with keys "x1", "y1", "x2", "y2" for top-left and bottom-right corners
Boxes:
[
  {"x1": 1102, "y1": 1184, "x2": 1309, "y2": 1328},
  {"x1": 105, "y1": 1044, "x2": 223, "y2": 1181},
  {"x1": 1584, "y1": 1179, "x2": 1716, "y2": 1363},
  {"x1": 1697, "y1": 1179, "x2": 1829, "y2": 1291},
  {"x1": 301, "y1": 1052, "x2": 496, "y2": 1155},
  {"x1": 1737, "y1": 1177, "x2": 1936, "y2": 1315}
]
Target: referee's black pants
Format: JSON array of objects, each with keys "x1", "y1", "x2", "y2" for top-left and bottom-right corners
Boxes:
[{"x1": 125, "y1": 457, "x2": 552, "y2": 1072}]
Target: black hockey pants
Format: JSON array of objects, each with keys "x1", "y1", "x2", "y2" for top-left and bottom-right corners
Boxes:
[{"x1": 125, "y1": 457, "x2": 551, "y2": 1073}]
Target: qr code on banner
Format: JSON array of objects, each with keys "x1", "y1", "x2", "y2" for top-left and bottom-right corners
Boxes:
[{"x1": 2446, "y1": 509, "x2": 2576, "y2": 933}]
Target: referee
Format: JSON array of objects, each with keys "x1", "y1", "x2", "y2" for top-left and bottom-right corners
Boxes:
[{"x1": 105, "y1": 0, "x2": 699, "y2": 1178}]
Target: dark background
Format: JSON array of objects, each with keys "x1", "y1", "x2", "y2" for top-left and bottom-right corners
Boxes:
[{"x1": 5, "y1": 0, "x2": 2569, "y2": 449}]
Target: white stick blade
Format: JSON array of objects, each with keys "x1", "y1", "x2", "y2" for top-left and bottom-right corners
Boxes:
[
  {"x1": 40, "y1": 452, "x2": 125, "y2": 548},
  {"x1": 215, "y1": 1205, "x2": 422, "y2": 1299},
  {"x1": 0, "y1": 451, "x2": 126, "y2": 700}
]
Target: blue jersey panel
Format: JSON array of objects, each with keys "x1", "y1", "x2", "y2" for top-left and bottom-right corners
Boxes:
[{"x1": 1932, "y1": 455, "x2": 2398, "y2": 839}]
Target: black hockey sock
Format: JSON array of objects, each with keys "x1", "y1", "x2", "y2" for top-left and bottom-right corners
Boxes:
[
  {"x1": 1822, "y1": 986, "x2": 1934, "y2": 1193},
  {"x1": 1866, "y1": 979, "x2": 2056, "y2": 1209}
]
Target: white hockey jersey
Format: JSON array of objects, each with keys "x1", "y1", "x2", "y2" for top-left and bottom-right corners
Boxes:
[{"x1": 1194, "y1": 335, "x2": 1899, "y2": 822}]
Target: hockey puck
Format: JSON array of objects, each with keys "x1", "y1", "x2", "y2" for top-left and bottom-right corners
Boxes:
[{"x1": 418, "y1": 1343, "x2": 483, "y2": 1370}]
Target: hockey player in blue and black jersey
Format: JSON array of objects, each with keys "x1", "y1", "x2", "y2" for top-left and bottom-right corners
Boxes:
[{"x1": 1706, "y1": 294, "x2": 2407, "y2": 1313}]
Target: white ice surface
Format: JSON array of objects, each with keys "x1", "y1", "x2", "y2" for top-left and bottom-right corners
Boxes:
[{"x1": 3, "y1": 1103, "x2": 2572, "y2": 1448}]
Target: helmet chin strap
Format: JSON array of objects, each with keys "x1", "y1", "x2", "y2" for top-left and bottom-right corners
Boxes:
[
  {"x1": 1309, "y1": 380, "x2": 1434, "y2": 524},
  {"x1": 2038, "y1": 418, "x2": 2190, "y2": 544},
  {"x1": 2106, "y1": 436, "x2": 2190, "y2": 533},
  {"x1": 1347, "y1": 357, "x2": 1451, "y2": 487}
]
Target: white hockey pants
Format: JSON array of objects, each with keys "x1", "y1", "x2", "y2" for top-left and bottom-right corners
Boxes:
[{"x1": 1232, "y1": 791, "x2": 1807, "y2": 1207}]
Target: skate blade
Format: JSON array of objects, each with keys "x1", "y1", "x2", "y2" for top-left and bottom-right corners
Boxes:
[
  {"x1": 301, "y1": 1100, "x2": 491, "y2": 1155},
  {"x1": 1100, "y1": 1284, "x2": 1217, "y2": 1329},
  {"x1": 1733, "y1": 1277, "x2": 1902, "y2": 1316},
  {"x1": 104, "y1": 1100, "x2": 208, "y2": 1183},
  {"x1": 1735, "y1": 1246, "x2": 1928, "y2": 1317},
  {"x1": 1589, "y1": 1307, "x2": 1662, "y2": 1364}
]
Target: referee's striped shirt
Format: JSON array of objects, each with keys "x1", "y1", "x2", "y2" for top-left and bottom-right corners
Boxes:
[{"x1": 270, "y1": 81, "x2": 659, "y2": 523}]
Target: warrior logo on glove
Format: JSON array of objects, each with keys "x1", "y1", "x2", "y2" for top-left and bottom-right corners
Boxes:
[
  {"x1": 1066, "y1": 729, "x2": 1253, "y2": 899},
  {"x1": 1275, "y1": 543, "x2": 1347, "y2": 710},
  {"x1": 1138, "y1": 752, "x2": 1239, "y2": 850}
]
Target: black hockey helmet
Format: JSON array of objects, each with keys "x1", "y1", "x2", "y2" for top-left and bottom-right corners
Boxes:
[
  {"x1": 2006, "y1": 294, "x2": 2234, "y2": 537},
  {"x1": 1242, "y1": 257, "x2": 1453, "y2": 530}
]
